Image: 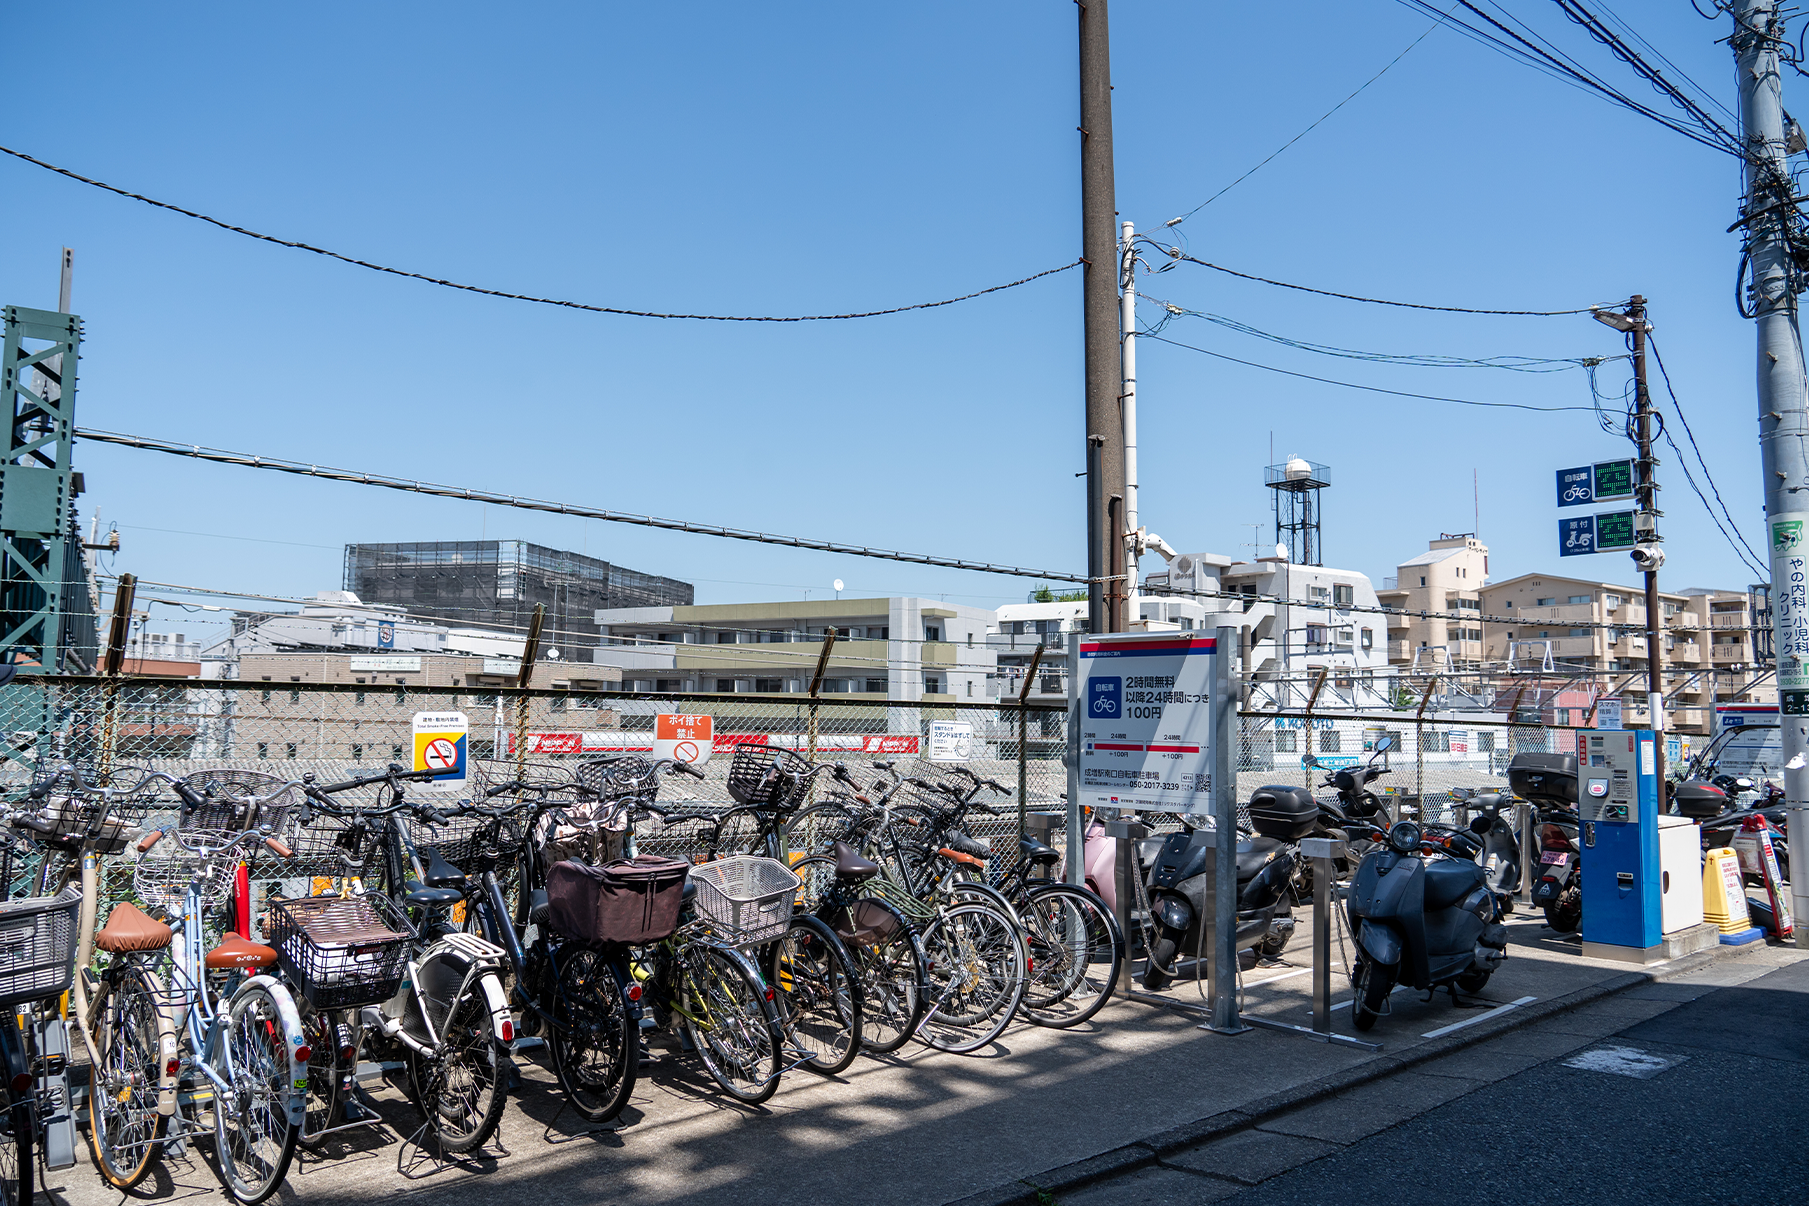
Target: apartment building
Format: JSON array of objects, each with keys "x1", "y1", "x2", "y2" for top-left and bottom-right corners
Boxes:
[
  {"x1": 592, "y1": 598, "x2": 995, "y2": 702},
  {"x1": 1477, "y1": 573, "x2": 1771, "y2": 735},
  {"x1": 1376, "y1": 534, "x2": 1490, "y2": 670}
]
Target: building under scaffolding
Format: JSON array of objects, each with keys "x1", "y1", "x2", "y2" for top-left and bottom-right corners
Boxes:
[{"x1": 343, "y1": 541, "x2": 692, "y2": 649}]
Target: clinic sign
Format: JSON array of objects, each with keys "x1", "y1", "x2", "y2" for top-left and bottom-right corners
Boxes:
[
  {"x1": 1770, "y1": 513, "x2": 1809, "y2": 714},
  {"x1": 412, "y1": 711, "x2": 468, "y2": 793},
  {"x1": 1077, "y1": 633, "x2": 1215, "y2": 812}
]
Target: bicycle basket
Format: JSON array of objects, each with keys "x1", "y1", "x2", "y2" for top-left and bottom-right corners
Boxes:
[
  {"x1": 29, "y1": 786, "x2": 161, "y2": 855},
  {"x1": 725, "y1": 745, "x2": 812, "y2": 809},
  {"x1": 266, "y1": 892, "x2": 413, "y2": 1010},
  {"x1": 178, "y1": 770, "x2": 300, "y2": 836},
  {"x1": 406, "y1": 812, "x2": 494, "y2": 871},
  {"x1": 133, "y1": 850, "x2": 237, "y2": 916},
  {"x1": 0, "y1": 886, "x2": 81, "y2": 1008},
  {"x1": 469, "y1": 757, "x2": 573, "y2": 796},
  {"x1": 689, "y1": 855, "x2": 801, "y2": 947},
  {"x1": 574, "y1": 757, "x2": 661, "y2": 803},
  {"x1": 534, "y1": 801, "x2": 627, "y2": 868}
]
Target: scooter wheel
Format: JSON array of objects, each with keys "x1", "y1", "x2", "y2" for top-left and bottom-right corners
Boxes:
[
  {"x1": 1142, "y1": 934, "x2": 1180, "y2": 992},
  {"x1": 1455, "y1": 967, "x2": 1491, "y2": 995},
  {"x1": 1352, "y1": 960, "x2": 1393, "y2": 1033},
  {"x1": 1543, "y1": 898, "x2": 1581, "y2": 934}
]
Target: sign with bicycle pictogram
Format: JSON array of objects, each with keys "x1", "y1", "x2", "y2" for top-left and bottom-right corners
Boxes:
[
  {"x1": 1076, "y1": 633, "x2": 1215, "y2": 813},
  {"x1": 411, "y1": 711, "x2": 468, "y2": 793},
  {"x1": 1556, "y1": 460, "x2": 1635, "y2": 507},
  {"x1": 654, "y1": 714, "x2": 713, "y2": 765}
]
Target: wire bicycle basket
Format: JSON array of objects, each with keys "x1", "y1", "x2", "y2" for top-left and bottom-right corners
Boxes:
[
  {"x1": 266, "y1": 892, "x2": 414, "y2": 1010},
  {"x1": 689, "y1": 855, "x2": 801, "y2": 947},
  {"x1": 0, "y1": 886, "x2": 81, "y2": 1008},
  {"x1": 726, "y1": 745, "x2": 813, "y2": 810}
]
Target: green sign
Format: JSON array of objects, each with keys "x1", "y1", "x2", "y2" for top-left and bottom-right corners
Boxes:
[
  {"x1": 1595, "y1": 511, "x2": 1636, "y2": 550},
  {"x1": 1592, "y1": 459, "x2": 1634, "y2": 501}
]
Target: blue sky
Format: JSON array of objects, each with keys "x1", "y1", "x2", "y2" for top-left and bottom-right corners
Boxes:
[{"x1": 0, "y1": 2, "x2": 1771, "y2": 644}]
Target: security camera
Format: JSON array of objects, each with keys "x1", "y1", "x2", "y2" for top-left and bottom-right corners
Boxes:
[{"x1": 1630, "y1": 545, "x2": 1666, "y2": 572}]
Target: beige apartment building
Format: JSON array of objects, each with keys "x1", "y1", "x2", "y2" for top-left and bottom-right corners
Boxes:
[
  {"x1": 1478, "y1": 573, "x2": 1772, "y2": 735},
  {"x1": 1378, "y1": 534, "x2": 1491, "y2": 670}
]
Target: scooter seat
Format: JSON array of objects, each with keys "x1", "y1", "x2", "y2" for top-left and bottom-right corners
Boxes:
[
  {"x1": 1425, "y1": 857, "x2": 1485, "y2": 909},
  {"x1": 1018, "y1": 837, "x2": 1061, "y2": 866},
  {"x1": 1237, "y1": 835, "x2": 1285, "y2": 879}
]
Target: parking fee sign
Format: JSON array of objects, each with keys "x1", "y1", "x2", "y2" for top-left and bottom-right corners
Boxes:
[
  {"x1": 653, "y1": 714, "x2": 713, "y2": 765},
  {"x1": 412, "y1": 712, "x2": 468, "y2": 793},
  {"x1": 1077, "y1": 633, "x2": 1215, "y2": 812}
]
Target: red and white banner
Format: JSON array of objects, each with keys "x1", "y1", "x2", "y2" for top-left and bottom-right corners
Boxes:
[{"x1": 503, "y1": 730, "x2": 921, "y2": 756}]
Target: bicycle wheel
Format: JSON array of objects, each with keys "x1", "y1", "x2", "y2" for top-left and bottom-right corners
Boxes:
[
  {"x1": 549, "y1": 945, "x2": 637, "y2": 1123},
  {"x1": 406, "y1": 974, "x2": 510, "y2": 1153},
  {"x1": 783, "y1": 803, "x2": 859, "y2": 856},
  {"x1": 678, "y1": 943, "x2": 783, "y2": 1104},
  {"x1": 0, "y1": 1032, "x2": 30, "y2": 1206},
  {"x1": 214, "y1": 981, "x2": 301, "y2": 1205},
  {"x1": 766, "y1": 915, "x2": 862, "y2": 1076},
  {"x1": 917, "y1": 903, "x2": 1027, "y2": 1054},
  {"x1": 87, "y1": 970, "x2": 167, "y2": 1191},
  {"x1": 1019, "y1": 884, "x2": 1122, "y2": 1028},
  {"x1": 843, "y1": 911, "x2": 925, "y2": 1056},
  {"x1": 950, "y1": 879, "x2": 1019, "y2": 923},
  {"x1": 298, "y1": 1008, "x2": 342, "y2": 1149},
  {"x1": 789, "y1": 855, "x2": 844, "y2": 916}
]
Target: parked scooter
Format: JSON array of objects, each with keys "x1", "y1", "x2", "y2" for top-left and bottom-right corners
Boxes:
[
  {"x1": 1503, "y1": 752, "x2": 1582, "y2": 933},
  {"x1": 1298, "y1": 736, "x2": 1397, "y2": 895},
  {"x1": 1672, "y1": 776, "x2": 1792, "y2": 886},
  {"x1": 1448, "y1": 787, "x2": 1523, "y2": 897},
  {"x1": 1140, "y1": 789, "x2": 1308, "y2": 991},
  {"x1": 1344, "y1": 815, "x2": 1510, "y2": 1032}
]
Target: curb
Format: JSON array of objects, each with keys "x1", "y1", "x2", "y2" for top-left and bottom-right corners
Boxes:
[{"x1": 946, "y1": 943, "x2": 1738, "y2": 1206}]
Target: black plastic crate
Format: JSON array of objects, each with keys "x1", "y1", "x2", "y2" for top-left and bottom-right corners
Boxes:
[
  {"x1": 267, "y1": 893, "x2": 413, "y2": 1010},
  {"x1": 726, "y1": 745, "x2": 813, "y2": 809},
  {"x1": 0, "y1": 886, "x2": 81, "y2": 1008}
]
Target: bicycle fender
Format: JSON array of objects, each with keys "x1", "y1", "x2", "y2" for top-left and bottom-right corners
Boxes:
[
  {"x1": 136, "y1": 968, "x2": 182, "y2": 1118},
  {"x1": 479, "y1": 972, "x2": 514, "y2": 1043},
  {"x1": 235, "y1": 975, "x2": 309, "y2": 1127}
]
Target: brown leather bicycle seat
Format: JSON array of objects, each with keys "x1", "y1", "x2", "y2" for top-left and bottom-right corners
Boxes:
[
  {"x1": 205, "y1": 931, "x2": 279, "y2": 971},
  {"x1": 938, "y1": 847, "x2": 986, "y2": 868},
  {"x1": 832, "y1": 840, "x2": 880, "y2": 881},
  {"x1": 94, "y1": 902, "x2": 173, "y2": 954}
]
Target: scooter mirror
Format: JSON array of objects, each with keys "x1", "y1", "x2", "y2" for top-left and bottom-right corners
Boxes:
[
  {"x1": 1372, "y1": 735, "x2": 1396, "y2": 754},
  {"x1": 1301, "y1": 754, "x2": 1320, "y2": 768}
]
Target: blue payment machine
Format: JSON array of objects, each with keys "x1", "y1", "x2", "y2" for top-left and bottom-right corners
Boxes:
[{"x1": 1578, "y1": 729, "x2": 1662, "y2": 952}]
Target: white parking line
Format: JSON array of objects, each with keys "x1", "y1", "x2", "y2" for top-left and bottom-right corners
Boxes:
[
  {"x1": 1245, "y1": 967, "x2": 1314, "y2": 989},
  {"x1": 1420, "y1": 995, "x2": 1537, "y2": 1038},
  {"x1": 1319, "y1": 983, "x2": 1413, "y2": 1012}
]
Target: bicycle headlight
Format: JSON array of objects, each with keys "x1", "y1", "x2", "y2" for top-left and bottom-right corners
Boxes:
[{"x1": 1388, "y1": 822, "x2": 1422, "y2": 855}]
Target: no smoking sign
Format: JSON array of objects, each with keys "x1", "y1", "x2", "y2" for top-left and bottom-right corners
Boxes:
[{"x1": 412, "y1": 711, "x2": 469, "y2": 792}]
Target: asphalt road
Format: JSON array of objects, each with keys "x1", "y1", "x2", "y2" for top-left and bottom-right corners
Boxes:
[{"x1": 1064, "y1": 954, "x2": 1809, "y2": 1205}]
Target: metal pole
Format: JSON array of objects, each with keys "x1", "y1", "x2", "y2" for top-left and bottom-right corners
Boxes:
[
  {"x1": 1207, "y1": 626, "x2": 1242, "y2": 1033},
  {"x1": 1121, "y1": 220, "x2": 1139, "y2": 620},
  {"x1": 1018, "y1": 644, "x2": 1044, "y2": 840},
  {"x1": 1080, "y1": 0, "x2": 1123, "y2": 635},
  {"x1": 1065, "y1": 631, "x2": 1083, "y2": 885},
  {"x1": 1733, "y1": 1, "x2": 1809, "y2": 945},
  {"x1": 515, "y1": 602, "x2": 544, "y2": 777}
]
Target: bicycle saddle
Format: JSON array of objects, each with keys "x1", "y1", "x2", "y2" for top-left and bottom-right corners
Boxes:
[
  {"x1": 946, "y1": 831, "x2": 988, "y2": 860},
  {"x1": 94, "y1": 902, "x2": 173, "y2": 953},
  {"x1": 205, "y1": 931, "x2": 278, "y2": 970},
  {"x1": 1018, "y1": 836, "x2": 1061, "y2": 866},
  {"x1": 405, "y1": 884, "x2": 463, "y2": 908},
  {"x1": 420, "y1": 845, "x2": 467, "y2": 889},
  {"x1": 833, "y1": 840, "x2": 879, "y2": 881}
]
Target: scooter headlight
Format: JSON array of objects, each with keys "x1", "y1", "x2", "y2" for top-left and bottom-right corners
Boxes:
[{"x1": 1388, "y1": 822, "x2": 1422, "y2": 854}]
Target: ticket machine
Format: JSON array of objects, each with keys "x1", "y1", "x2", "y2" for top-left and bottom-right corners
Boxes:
[{"x1": 1578, "y1": 728, "x2": 1663, "y2": 957}]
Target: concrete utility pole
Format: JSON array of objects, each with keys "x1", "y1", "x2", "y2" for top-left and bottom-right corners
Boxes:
[
  {"x1": 1121, "y1": 220, "x2": 1139, "y2": 618},
  {"x1": 1734, "y1": 0, "x2": 1809, "y2": 946},
  {"x1": 1630, "y1": 297, "x2": 1667, "y2": 805},
  {"x1": 1079, "y1": 0, "x2": 1123, "y2": 634}
]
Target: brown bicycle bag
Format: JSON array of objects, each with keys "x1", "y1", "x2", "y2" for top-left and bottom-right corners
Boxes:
[{"x1": 546, "y1": 855, "x2": 690, "y2": 945}]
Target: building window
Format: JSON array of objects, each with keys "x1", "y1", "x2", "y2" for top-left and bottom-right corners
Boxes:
[
  {"x1": 1319, "y1": 731, "x2": 1342, "y2": 752},
  {"x1": 391, "y1": 745, "x2": 404, "y2": 763},
  {"x1": 289, "y1": 690, "x2": 301, "y2": 703},
  {"x1": 873, "y1": 627, "x2": 888, "y2": 639},
  {"x1": 1306, "y1": 625, "x2": 1328, "y2": 646},
  {"x1": 656, "y1": 679, "x2": 681, "y2": 692},
  {"x1": 1333, "y1": 584, "x2": 1354, "y2": 607},
  {"x1": 1275, "y1": 730, "x2": 1298, "y2": 753},
  {"x1": 925, "y1": 624, "x2": 942, "y2": 642},
  {"x1": 755, "y1": 678, "x2": 783, "y2": 693},
  {"x1": 1568, "y1": 595, "x2": 1589, "y2": 605},
  {"x1": 260, "y1": 690, "x2": 271, "y2": 703},
  {"x1": 715, "y1": 678, "x2": 737, "y2": 692},
  {"x1": 257, "y1": 742, "x2": 269, "y2": 760},
  {"x1": 1179, "y1": 617, "x2": 1194, "y2": 630},
  {"x1": 1536, "y1": 597, "x2": 1556, "y2": 607},
  {"x1": 967, "y1": 632, "x2": 974, "y2": 647},
  {"x1": 1361, "y1": 628, "x2": 1373, "y2": 650},
  {"x1": 1604, "y1": 595, "x2": 1621, "y2": 610},
  {"x1": 1569, "y1": 628, "x2": 1590, "y2": 637},
  {"x1": 924, "y1": 673, "x2": 945, "y2": 694},
  {"x1": 1419, "y1": 577, "x2": 1426, "y2": 587},
  {"x1": 351, "y1": 743, "x2": 364, "y2": 761},
  {"x1": 865, "y1": 677, "x2": 887, "y2": 693},
  {"x1": 717, "y1": 631, "x2": 737, "y2": 644},
  {"x1": 285, "y1": 743, "x2": 298, "y2": 760}
]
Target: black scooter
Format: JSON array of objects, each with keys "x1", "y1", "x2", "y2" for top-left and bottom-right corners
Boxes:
[
  {"x1": 1344, "y1": 816, "x2": 1509, "y2": 1032},
  {"x1": 1299, "y1": 738, "x2": 1396, "y2": 891}
]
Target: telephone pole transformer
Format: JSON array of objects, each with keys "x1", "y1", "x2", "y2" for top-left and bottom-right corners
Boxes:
[
  {"x1": 1079, "y1": 0, "x2": 1123, "y2": 634},
  {"x1": 1732, "y1": 0, "x2": 1809, "y2": 945}
]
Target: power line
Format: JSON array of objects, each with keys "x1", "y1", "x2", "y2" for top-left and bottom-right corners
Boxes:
[
  {"x1": 1647, "y1": 335, "x2": 1768, "y2": 573},
  {"x1": 0, "y1": 142, "x2": 1078, "y2": 323},
  {"x1": 1148, "y1": 245, "x2": 1602, "y2": 315},
  {"x1": 1139, "y1": 331, "x2": 1600, "y2": 413},
  {"x1": 1164, "y1": 5, "x2": 1456, "y2": 227}
]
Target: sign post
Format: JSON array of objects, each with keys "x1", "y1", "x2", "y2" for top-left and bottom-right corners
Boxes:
[{"x1": 412, "y1": 711, "x2": 469, "y2": 794}]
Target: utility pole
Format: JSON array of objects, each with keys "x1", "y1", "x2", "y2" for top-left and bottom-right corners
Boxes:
[
  {"x1": 1733, "y1": 0, "x2": 1809, "y2": 946},
  {"x1": 1121, "y1": 219, "x2": 1139, "y2": 621},
  {"x1": 1079, "y1": 0, "x2": 1123, "y2": 634},
  {"x1": 1630, "y1": 298, "x2": 1666, "y2": 806}
]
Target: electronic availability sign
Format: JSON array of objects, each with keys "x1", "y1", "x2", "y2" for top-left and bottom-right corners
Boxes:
[
  {"x1": 1559, "y1": 510, "x2": 1635, "y2": 557},
  {"x1": 1556, "y1": 460, "x2": 1635, "y2": 507},
  {"x1": 1077, "y1": 632, "x2": 1215, "y2": 813}
]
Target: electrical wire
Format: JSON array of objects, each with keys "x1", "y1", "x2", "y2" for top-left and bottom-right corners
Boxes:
[
  {"x1": 1163, "y1": 4, "x2": 1457, "y2": 227},
  {"x1": 1548, "y1": 0, "x2": 1744, "y2": 152},
  {"x1": 0, "y1": 143, "x2": 1078, "y2": 323},
  {"x1": 1145, "y1": 245, "x2": 1602, "y2": 315},
  {"x1": 1647, "y1": 335, "x2": 1768, "y2": 573},
  {"x1": 1138, "y1": 331, "x2": 1599, "y2": 413}
]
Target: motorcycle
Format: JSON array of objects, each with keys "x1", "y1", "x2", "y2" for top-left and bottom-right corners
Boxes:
[
  {"x1": 1140, "y1": 789, "x2": 1307, "y2": 991},
  {"x1": 1298, "y1": 737, "x2": 1397, "y2": 895},
  {"x1": 1344, "y1": 815, "x2": 1510, "y2": 1032},
  {"x1": 1448, "y1": 787, "x2": 1523, "y2": 897}
]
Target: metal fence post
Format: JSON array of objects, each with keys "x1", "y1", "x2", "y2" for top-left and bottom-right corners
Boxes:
[
  {"x1": 96, "y1": 574, "x2": 136, "y2": 777},
  {"x1": 514, "y1": 603, "x2": 544, "y2": 778},
  {"x1": 1016, "y1": 645, "x2": 1043, "y2": 841}
]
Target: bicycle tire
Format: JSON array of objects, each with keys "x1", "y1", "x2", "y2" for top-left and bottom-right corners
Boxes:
[
  {"x1": 298, "y1": 1008, "x2": 342, "y2": 1149},
  {"x1": 950, "y1": 879, "x2": 1019, "y2": 924},
  {"x1": 1018, "y1": 884, "x2": 1122, "y2": 1029},
  {"x1": 86, "y1": 970, "x2": 166, "y2": 1191},
  {"x1": 783, "y1": 803, "x2": 860, "y2": 856},
  {"x1": 679, "y1": 943, "x2": 784, "y2": 1104},
  {"x1": 214, "y1": 981, "x2": 301, "y2": 1205},
  {"x1": 549, "y1": 945, "x2": 637, "y2": 1124},
  {"x1": 406, "y1": 973, "x2": 510, "y2": 1153},
  {"x1": 916, "y1": 903, "x2": 1027, "y2": 1054},
  {"x1": 766, "y1": 914, "x2": 862, "y2": 1076},
  {"x1": 0, "y1": 1030, "x2": 30, "y2": 1206}
]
